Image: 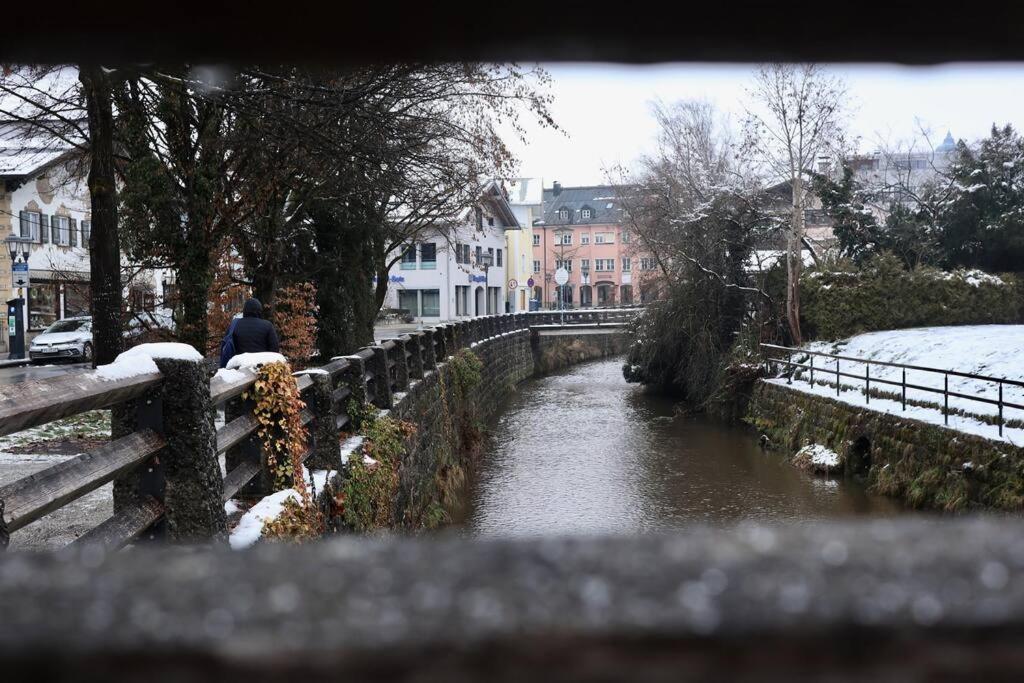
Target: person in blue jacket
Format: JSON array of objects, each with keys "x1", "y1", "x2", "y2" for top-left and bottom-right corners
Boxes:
[{"x1": 219, "y1": 298, "x2": 280, "y2": 367}]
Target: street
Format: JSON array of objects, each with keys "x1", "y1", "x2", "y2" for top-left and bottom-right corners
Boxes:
[{"x1": 0, "y1": 361, "x2": 90, "y2": 386}]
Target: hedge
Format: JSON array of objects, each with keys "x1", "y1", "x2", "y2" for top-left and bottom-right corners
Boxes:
[{"x1": 800, "y1": 253, "x2": 1022, "y2": 341}]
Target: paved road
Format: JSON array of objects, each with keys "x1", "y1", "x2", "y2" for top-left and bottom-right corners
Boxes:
[{"x1": 0, "y1": 361, "x2": 90, "y2": 386}]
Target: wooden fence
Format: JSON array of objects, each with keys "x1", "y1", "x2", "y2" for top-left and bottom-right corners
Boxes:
[{"x1": 0, "y1": 309, "x2": 640, "y2": 550}]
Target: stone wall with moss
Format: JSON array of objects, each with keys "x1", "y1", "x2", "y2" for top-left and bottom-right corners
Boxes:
[
  {"x1": 531, "y1": 328, "x2": 631, "y2": 375},
  {"x1": 747, "y1": 381, "x2": 1024, "y2": 511},
  {"x1": 388, "y1": 330, "x2": 534, "y2": 528}
]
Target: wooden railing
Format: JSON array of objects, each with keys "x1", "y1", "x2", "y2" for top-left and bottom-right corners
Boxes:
[{"x1": 0, "y1": 309, "x2": 640, "y2": 550}]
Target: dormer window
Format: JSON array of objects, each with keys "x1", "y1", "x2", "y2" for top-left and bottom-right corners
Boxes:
[
  {"x1": 487, "y1": 216, "x2": 495, "y2": 227},
  {"x1": 581, "y1": 208, "x2": 592, "y2": 220},
  {"x1": 558, "y1": 208, "x2": 569, "y2": 221}
]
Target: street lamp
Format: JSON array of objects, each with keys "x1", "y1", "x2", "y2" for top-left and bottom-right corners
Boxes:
[
  {"x1": 478, "y1": 250, "x2": 493, "y2": 315},
  {"x1": 553, "y1": 226, "x2": 572, "y2": 323}
]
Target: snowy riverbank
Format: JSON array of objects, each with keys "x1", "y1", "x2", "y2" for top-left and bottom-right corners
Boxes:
[{"x1": 773, "y1": 325, "x2": 1024, "y2": 446}]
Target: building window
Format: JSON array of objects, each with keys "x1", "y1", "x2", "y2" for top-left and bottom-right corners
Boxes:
[
  {"x1": 532, "y1": 234, "x2": 540, "y2": 246},
  {"x1": 455, "y1": 285, "x2": 470, "y2": 316},
  {"x1": 533, "y1": 260, "x2": 541, "y2": 273},
  {"x1": 621, "y1": 231, "x2": 630, "y2": 244},
  {"x1": 622, "y1": 257, "x2": 631, "y2": 271},
  {"x1": 455, "y1": 243, "x2": 466, "y2": 264},
  {"x1": 496, "y1": 249, "x2": 503, "y2": 267},
  {"x1": 69, "y1": 218, "x2": 78, "y2": 247},
  {"x1": 421, "y1": 289, "x2": 440, "y2": 317},
  {"x1": 580, "y1": 233, "x2": 590, "y2": 244},
  {"x1": 594, "y1": 259, "x2": 615, "y2": 271},
  {"x1": 398, "y1": 289, "x2": 418, "y2": 316},
  {"x1": 581, "y1": 208, "x2": 592, "y2": 220},
  {"x1": 28, "y1": 283, "x2": 60, "y2": 331},
  {"x1": 641, "y1": 258, "x2": 657, "y2": 271},
  {"x1": 595, "y1": 232, "x2": 613, "y2": 244},
  {"x1": 555, "y1": 259, "x2": 572, "y2": 272},
  {"x1": 487, "y1": 216, "x2": 495, "y2": 227},
  {"x1": 556, "y1": 232, "x2": 572, "y2": 245},
  {"x1": 581, "y1": 259, "x2": 590, "y2": 272},
  {"x1": 52, "y1": 215, "x2": 71, "y2": 246},
  {"x1": 81, "y1": 220, "x2": 91, "y2": 246},
  {"x1": 19, "y1": 211, "x2": 41, "y2": 242},
  {"x1": 401, "y1": 244, "x2": 417, "y2": 269},
  {"x1": 475, "y1": 207, "x2": 483, "y2": 231},
  {"x1": 420, "y1": 242, "x2": 437, "y2": 269},
  {"x1": 475, "y1": 245, "x2": 483, "y2": 264},
  {"x1": 558, "y1": 209, "x2": 569, "y2": 221}
]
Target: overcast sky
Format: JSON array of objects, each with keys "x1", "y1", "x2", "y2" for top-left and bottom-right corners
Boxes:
[{"x1": 506, "y1": 63, "x2": 1024, "y2": 187}]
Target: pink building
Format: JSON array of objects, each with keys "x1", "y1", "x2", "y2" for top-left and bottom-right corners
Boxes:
[{"x1": 531, "y1": 182, "x2": 661, "y2": 308}]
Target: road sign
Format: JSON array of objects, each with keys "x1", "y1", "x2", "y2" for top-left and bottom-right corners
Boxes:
[
  {"x1": 554, "y1": 268, "x2": 569, "y2": 286},
  {"x1": 527, "y1": 277, "x2": 534, "y2": 287},
  {"x1": 508, "y1": 279, "x2": 518, "y2": 290},
  {"x1": 11, "y1": 262, "x2": 29, "y2": 289}
]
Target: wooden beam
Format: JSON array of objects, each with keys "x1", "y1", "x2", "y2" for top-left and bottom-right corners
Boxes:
[
  {"x1": 71, "y1": 496, "x2": 164, "y2": 549},
  {"x1": 215, "y1": 414, "x2": 258, "y2": 455},
  {"x1": 209, "y1": 369, "x2": 256, "y2": 406},
  {"x1": 222, "y1": 461, "x2": 260, "y2": 502},
  {"x1": 0, "y1": 430, "x2": 165, "y2": 533},
  {"x1": 0, "y1": 371, "x2": 163, "y2": 438}
]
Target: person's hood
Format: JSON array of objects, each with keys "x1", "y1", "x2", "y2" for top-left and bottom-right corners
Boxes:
[{"x1": 242, "y1": 298, "x2": 263, "y2": 318}]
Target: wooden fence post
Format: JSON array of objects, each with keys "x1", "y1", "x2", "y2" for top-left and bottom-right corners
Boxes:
[
  {"x1": 403, "y1": 334, "x2": 424, "y2": 380},
  {"x1": 392, "y1": 338, "x2": 410, "y2": 393},
  {"x1": 369, "y1": 345, "x2": 393, "y2": 409},
  {"x1": 420, "y1": 330, "x2": 437, "y2": 371},
  {"x1": 306, "y1": 372, "x2": 339, "y2": 471},
  {"x1": 444, "y1": 324, "x2": 458, "y2": 354},
  {"x1": 434, "y1": 326, "x2": 449, "y2": 361},
  {"x1": 152, "y1": 357, "x2": 226, "y2": 543},
  {"x1": 336, "y1": 354, "x2": 368, "y2": 430}
]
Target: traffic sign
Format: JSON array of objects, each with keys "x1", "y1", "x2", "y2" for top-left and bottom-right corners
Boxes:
[
  {"x1": 554, "y1": 268, "x2": 569, "y2": 286},
  {"x1": 507, "y1": 279, "x2": 518, "y2": 290},
  {"x1": 527, "y1": 277, "x2": 534, "y2": 287},
  {"x1": 11, "y1": 262, "x2": 29, "y2": 288}
]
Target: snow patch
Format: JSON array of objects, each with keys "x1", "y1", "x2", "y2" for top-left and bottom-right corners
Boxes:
[
  {"x1": 94, "y1": 355, "x2": 160, "y2": 381},
  {"x1": 798, "y1": 443, "x2": 840, "y2": 468},
  {"x1": 224, "y1": 499, "x2": 241, "y2": 515},
  {"x1": 227, "y1": 352, "x2": 288, "y2": 371},
  {"x1": 294, "y1": 368, "x2": 329, "y2": 376},
  {"x1": 228, "y1": 468, "x2": 335, "y2": 550},
  {"x1": 213, "y1": 368, "x2": 251, "y2": 384},
  {"x1": 340, "y1": 435, "x2": 365, "y2": 464},
  {"x1": 116, "y1": 342, "x2": 203, "y2": 362}
]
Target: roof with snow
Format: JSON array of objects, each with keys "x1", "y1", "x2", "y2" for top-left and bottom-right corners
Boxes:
[
  {"x1": 541, "y1": 184, "x2": 624, "y2": 227},
  {"x1": 0, "y1": 66, "x2": 85, "y2": 177}
]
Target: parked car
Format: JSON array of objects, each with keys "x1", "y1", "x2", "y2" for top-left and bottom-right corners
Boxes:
[{"x1": 28, "y1": 317, "x2": 93, "y2": 364}]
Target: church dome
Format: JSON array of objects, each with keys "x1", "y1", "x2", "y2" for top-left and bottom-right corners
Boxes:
[{"x1": 936, "y1": 131, "x2": 956, "y2": 154}]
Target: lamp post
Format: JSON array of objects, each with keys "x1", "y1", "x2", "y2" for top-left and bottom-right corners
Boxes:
[
  {"x1": 6, "y1": 232, "x2": 31, "y2": 360},
  {"x1": 479, "y1": 250, "x2": 493, "y2": 315},
  {"x1": 553, "y1": 226, "x2": 572, "y2": 324}
]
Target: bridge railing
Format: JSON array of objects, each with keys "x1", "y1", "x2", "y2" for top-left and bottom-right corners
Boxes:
[
  {"x1": 0, "y1": 308, "x2": 640, "y2": 550},
  {"x1": 761, "y1": 342, "x2": 1024, "y2": 436}
]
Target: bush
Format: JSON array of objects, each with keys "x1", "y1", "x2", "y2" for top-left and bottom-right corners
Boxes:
[{"x1": 801, "y1": 253, "x2": 1021, "y2": 341}]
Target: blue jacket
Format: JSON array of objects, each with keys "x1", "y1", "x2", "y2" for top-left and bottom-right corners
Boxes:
[{"x1": 218, "y1": 316, "x2": 240, "y2": 368}]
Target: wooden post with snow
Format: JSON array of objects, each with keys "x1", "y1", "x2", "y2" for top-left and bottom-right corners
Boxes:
[{"x1": 306, "y1": 371, "x2": 339, "y2": 471}]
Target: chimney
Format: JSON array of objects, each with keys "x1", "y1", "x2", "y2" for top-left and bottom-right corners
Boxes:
[{"x1": 552, "y1": 181, "x2": 562, "y2": 196}]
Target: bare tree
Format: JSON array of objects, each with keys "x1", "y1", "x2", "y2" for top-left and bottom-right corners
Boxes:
[{"x1": 743, "y1": 64, "x2": 847, "y2": 344}]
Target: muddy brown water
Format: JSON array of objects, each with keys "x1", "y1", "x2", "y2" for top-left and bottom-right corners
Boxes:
[{"x1": 465, "y1": 357, "x2": 902, "y2": 536}]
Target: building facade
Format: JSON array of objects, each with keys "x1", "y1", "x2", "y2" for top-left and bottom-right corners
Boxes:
[
  {"x1": 531, "y1": 182, "x2": 661, "y2": 309},
  {"x1": 383, "y1": 181, "x2": 518, "y2": 322},
  {"x1": 504, "y1": 177, "x2": 541, "y2": 312}
]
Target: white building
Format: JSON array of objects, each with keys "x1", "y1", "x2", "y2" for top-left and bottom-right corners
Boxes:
[
  {"x1": 1, "y1": 122, "x2": 171, "y2": 356},
  {"x1": 384, "y1": 181, "x2": 519, "y2": 322}
]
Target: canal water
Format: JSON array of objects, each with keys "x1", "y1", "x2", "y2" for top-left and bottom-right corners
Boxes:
[{"x1": 466, "y1": 357, "x2": 901, "y2": 536}]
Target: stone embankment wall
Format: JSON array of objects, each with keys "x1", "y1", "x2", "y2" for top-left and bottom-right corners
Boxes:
[
  {"x1": 747, "y1": 382, "x2": 1024, "y2": 511},
  {"x1": 530, "y1": 325, "x2": 631, "y2": 374}
]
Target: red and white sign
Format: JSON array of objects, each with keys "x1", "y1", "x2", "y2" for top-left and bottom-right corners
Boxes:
[{"x1": 508, "y1": 279, "x2": 518, "y2": 290}]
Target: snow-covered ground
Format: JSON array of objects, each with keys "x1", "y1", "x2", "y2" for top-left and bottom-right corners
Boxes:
[{"x1": 772, "y1": 325, "x2": 1024, "y2": 446}]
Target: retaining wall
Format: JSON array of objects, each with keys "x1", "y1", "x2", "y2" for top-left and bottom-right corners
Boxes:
[{"x1": 747, "y1": 381, "x2": 1024, "y2": 511}]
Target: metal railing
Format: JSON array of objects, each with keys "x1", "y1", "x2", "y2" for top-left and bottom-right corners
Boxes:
[{"x1": 761, "y1": 343, "x2": 1024, "y2": 437}]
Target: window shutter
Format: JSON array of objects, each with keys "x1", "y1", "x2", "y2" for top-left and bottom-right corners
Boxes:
[
  {"x1": 69, "y1": 218, "x2": 78, "y2": 247},
  {"x1": 40, "y1": 215, "x2": 49, "y2": 243},
  {"x1": 51, "y1": 216, "x2": 60, "y2": 244},
  {"x1": 19, "y1": 211, "x2": 30, "y2": 239}
]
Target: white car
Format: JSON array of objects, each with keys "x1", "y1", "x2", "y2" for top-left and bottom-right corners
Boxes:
[{"x1": 29, "y1": 317, "x2": 93, "y2": 364}]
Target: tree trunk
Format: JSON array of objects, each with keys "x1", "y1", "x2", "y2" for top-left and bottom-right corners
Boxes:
[
  {"x1": 787, "y1": 175, "x2": 805, "y2": 346},
  {"x1": 176, "y1": 246, "x2": 214, "y2": 354},
  {"x1": 79, "y1": 66, "x2": 123, "y2": 367}
]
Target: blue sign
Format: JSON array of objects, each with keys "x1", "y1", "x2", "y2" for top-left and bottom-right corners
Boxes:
[
  {"x1": 389, "y1": 275, "x2": 405, "y2": 283},
  {"x1": 12, "y1": 262, "x2": 28, "y2": 272},
  {"x1": 469, "y1": 275, "x2": 487, "y2": 283},
  {"x1": 527, "y1": 277, "x2": 535, "y2": 287}
]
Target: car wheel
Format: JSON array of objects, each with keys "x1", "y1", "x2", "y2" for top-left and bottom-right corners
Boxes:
[{"x1": 83, "y1": 343, "x2": 94, "y2": 363}]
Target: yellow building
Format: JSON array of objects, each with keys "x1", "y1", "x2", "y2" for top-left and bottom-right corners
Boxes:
[{"x1": 504, "y1": 178, "x2": 542, "y2": 312}]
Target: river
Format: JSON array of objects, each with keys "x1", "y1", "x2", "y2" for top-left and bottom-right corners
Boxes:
[{"x1": 466, "y1": 357, "x2": 901, "y2": 536}]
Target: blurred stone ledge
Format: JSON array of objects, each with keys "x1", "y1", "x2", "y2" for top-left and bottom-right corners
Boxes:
[{"x1": 2, "y1": 518, "x2": 1024, "y2": 681}]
